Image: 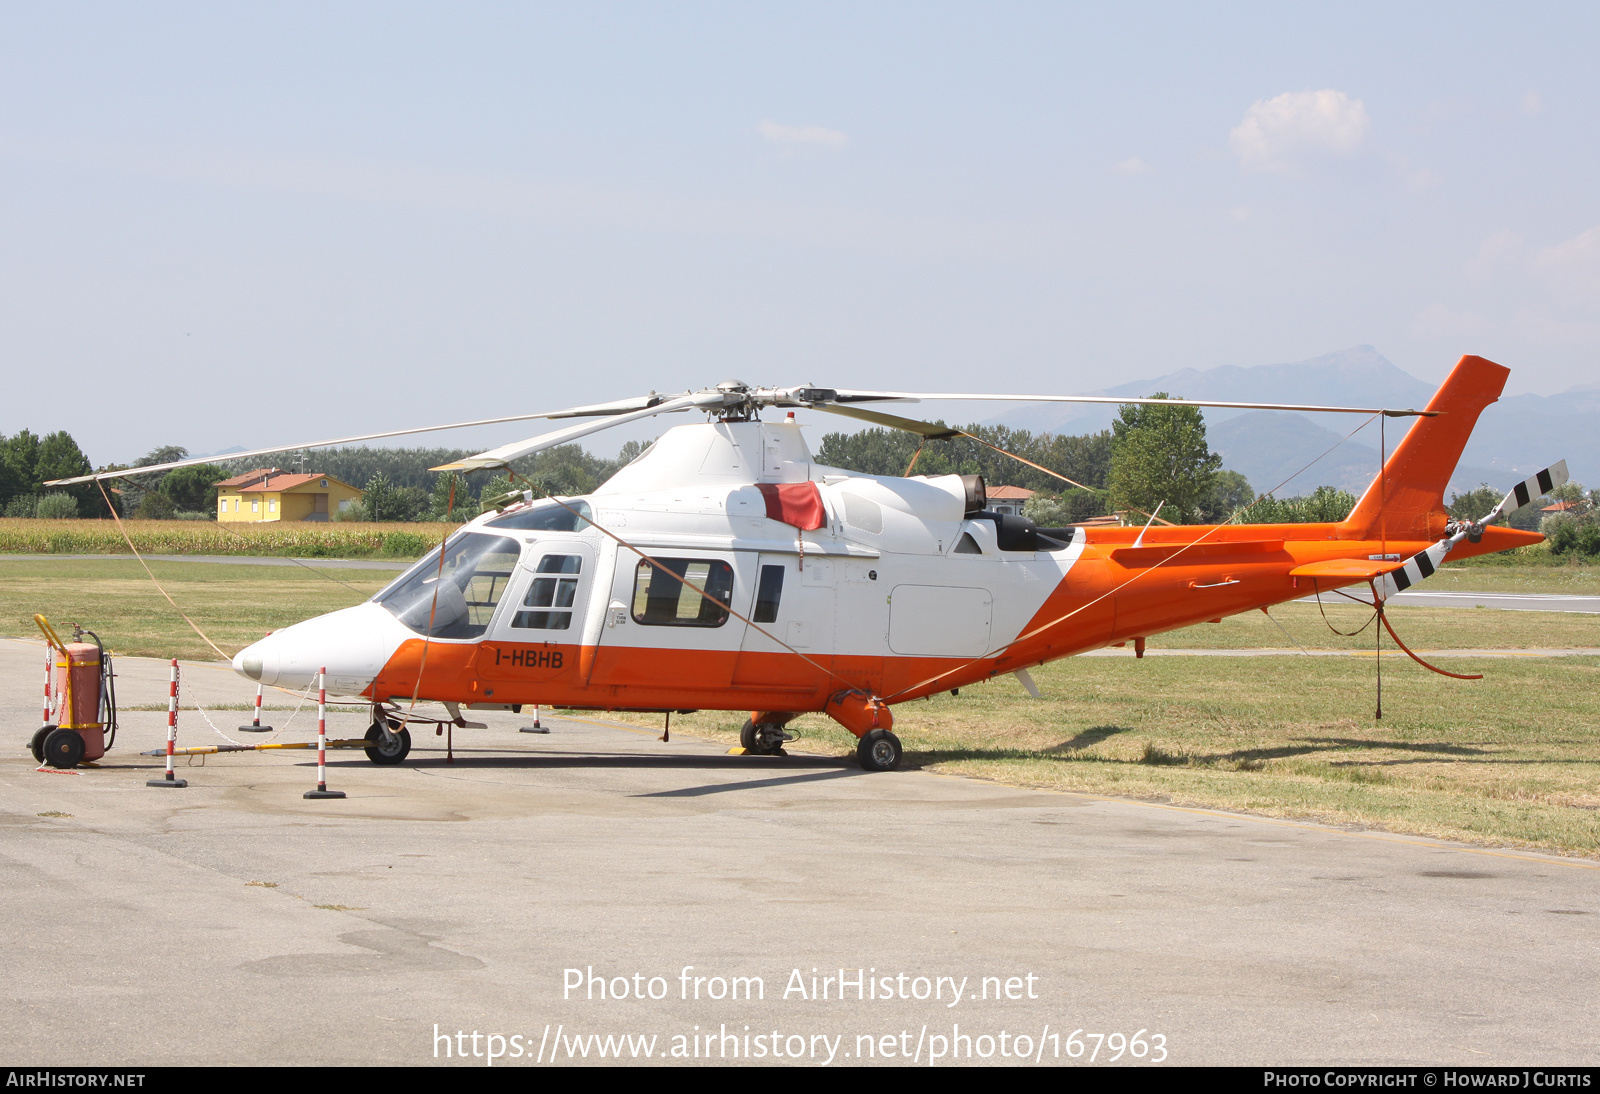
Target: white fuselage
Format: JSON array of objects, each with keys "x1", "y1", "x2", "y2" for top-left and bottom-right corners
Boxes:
[{"x1": 233, "y1": 419, "x2": 1081, "y2": 703}]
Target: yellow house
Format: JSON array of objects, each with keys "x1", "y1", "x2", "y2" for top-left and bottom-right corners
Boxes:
[{"x1": 214, "y1": 469, "x2": 364, "y2": 523}]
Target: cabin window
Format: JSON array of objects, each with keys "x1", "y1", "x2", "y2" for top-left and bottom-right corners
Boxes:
[
  {"x1": 513, "y1": 555, "x2": 582, "y2": 630},
  {"x1": 632, "y1": 558, "x2": 734, "y2": 627},
  {"x1": 752, "y1": 564, "x2": 784, "y2": 623},
  {"x1": 374, "y1": 532, "x2": 522, "y2": 639}
]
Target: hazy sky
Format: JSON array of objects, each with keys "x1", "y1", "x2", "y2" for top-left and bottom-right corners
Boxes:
[{"x1": 2, "y1": 3, "x2": 1597, "y2": 465}]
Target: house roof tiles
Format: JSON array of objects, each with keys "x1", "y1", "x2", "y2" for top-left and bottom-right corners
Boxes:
[{"x1": 214, "y1": 469, "x2": 352, "y2": 493}]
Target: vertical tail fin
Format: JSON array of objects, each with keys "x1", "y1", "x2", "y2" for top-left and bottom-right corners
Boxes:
[{"x1": 1339, "y1": 355, "x2": 1508, "y2": 542}]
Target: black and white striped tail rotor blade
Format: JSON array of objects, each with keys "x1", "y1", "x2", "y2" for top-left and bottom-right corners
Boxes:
[
  {"x1": 1374, "y1": 537, "x2": 1460, "y2": 602},
  {"x1": 1375, "y1": 458, "x2": 1569, "y2": 602},
  {"x1": 1480, "y1": 460, "x2": 1568, "y2": 525}
]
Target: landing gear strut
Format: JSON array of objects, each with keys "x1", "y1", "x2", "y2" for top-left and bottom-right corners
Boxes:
[
  {"x1": 739, "y1": 718, "x2": 791, "y2": 756},
  {"x1": 363, "y1": 718, "x2": 412, "y2": 765},
  {"x1": 856, "y1": 729, "x2": 902, "y2": 772}
]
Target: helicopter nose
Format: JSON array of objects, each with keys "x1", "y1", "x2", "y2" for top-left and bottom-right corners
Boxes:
[
  {"x1": 228, "y1": 602, "x2": 410, "y2": 696},
  {"x1": 233, "y1": 638, "x2": 280, "y2": 685}
]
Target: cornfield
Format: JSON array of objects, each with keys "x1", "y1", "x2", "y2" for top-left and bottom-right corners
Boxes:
[{"x1": 0, "y1": 518, "x2": 457, "y2": 558}]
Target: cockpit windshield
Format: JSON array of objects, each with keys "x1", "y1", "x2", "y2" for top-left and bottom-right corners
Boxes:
[
  {"x1": 374, "y1": 531, "x2": 522, "y2": 638},
  {"x1": 485, "y1": 498, "x2": 594, "y2": 532}
]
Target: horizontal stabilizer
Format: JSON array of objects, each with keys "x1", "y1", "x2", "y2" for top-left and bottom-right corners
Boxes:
[{"x1": 1289, "y1": 558, "x2": 1404, "y2": 581}]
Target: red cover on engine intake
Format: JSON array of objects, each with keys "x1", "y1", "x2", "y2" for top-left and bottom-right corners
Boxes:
[{"x1": 756, "y1": 482, "x2": 826, "y2": 530}]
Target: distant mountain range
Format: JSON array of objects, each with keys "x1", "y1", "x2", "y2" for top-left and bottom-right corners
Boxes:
[{"x1": 991, "y1": 346, "x2": 1594, "y2": 499}]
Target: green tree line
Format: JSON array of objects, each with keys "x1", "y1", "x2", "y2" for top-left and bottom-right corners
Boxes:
[{"x1": 0, "y1": 429, "x2": 110, "y2": 518}]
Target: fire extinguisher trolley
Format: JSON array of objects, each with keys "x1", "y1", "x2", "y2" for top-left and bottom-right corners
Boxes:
[{"x1": 31, "y1": 614, "x2": 119, "y2": 769}]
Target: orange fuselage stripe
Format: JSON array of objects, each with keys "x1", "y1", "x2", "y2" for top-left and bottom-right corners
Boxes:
[{"x1": 367, "y1": 522, "x2": 1540, "y2": 715}]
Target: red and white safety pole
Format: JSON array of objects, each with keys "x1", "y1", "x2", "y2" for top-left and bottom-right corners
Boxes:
[
  {"x1": 303, "y1": 667, "x2": 345, "y2": 799},
  {"x1": 520, "y1": 703, "x2": 546, "y2": 734},
  {"x1": 41, "y1": 646, "x2": 53, "y2": 729},
  {"x1": 238, "y1": 682, "x2": 272, "y2": 733},
  {"x1": 147, "y1": 659, "x2": 188, "y2": 788}
]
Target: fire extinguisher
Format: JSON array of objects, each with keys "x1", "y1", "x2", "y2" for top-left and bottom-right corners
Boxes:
[{"x1": 31, "y1": 615, "x2": 118, "y2": 769}]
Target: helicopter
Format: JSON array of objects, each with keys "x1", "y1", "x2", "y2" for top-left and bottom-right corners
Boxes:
[{"x1": 50, "y1": 354, "x2": 1562, "y2": 771}]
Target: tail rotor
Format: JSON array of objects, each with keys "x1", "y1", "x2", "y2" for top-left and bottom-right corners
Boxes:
[
  {"x1": 1355, "y1": 460, "x2": 1568, "y2": 715},
  {"x1": 1375, "y1": 460, "x2": 1567, "y2": 602}
]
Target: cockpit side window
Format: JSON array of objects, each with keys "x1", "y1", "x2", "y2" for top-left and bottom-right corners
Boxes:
[
  {"x1": 374, "y1": 532, "x2": 522, "y2": 638},
  {"x1": 513, "y1": 554, "x2": 582, "y2": 630}
]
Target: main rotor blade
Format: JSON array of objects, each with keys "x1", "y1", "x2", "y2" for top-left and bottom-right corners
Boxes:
[
  {"x1": 430, "y1": 393, "x2": 712, "y2": 472},
  {"x1": 825, "y1": 389, "x2": 1436, "y2": 417},
  {"x1": 810, "y1": 403, "x2": 964, "y2": 439},
  {"x1": 546, "y1": 393, "x2": 677, "y2": 419},
  {"x1": 809, "y1": 402, "x2": 1103, "y2": 493},
  {"x1": 42, "y1": 397, "x2": 674, "y2": 486}
]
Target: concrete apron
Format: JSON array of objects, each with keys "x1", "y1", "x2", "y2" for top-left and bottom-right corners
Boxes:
[{"x1": 2, "y1": 637, "x2": 1596, "y2": 1067}]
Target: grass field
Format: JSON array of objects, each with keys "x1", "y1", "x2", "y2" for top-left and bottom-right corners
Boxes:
[
  {"x1": 0, "y1": 518, "x2": 451, "y2": 558},
  {"x1": 1428, "y1": 560, "x2": 1600, "y2": 594},
  {"x1": 0, "y1": 559, "x2": 393, "y2": 659},
  {"x1": 4, "y1": 558, "x2": 1597, "y2": 855},
  {"x1": 628, "y1": 651, "x2": 1600, "y2": 856}
]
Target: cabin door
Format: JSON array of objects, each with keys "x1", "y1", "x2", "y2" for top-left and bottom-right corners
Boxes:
[
  {"x1": 588, "y1": 549, "x2": 752, "y2": 689},
  {"x1": 481, "y1": 541, "x2": 598, "y2": 686},
  {"x1": 732, "y1": 553, "x2": 834, "y2": 687}
]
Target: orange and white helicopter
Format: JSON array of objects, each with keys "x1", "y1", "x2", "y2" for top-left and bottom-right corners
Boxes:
[{"x1": 52, "y1": 354, "x2": 1563, "y2": 771}]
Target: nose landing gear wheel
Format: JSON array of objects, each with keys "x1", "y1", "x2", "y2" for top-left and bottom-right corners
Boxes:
[
  {"x1": 856, "y1": 729, "x2": 902, "y2": 772},
  {"x1": 739, "y1": 719, "x2": 789, "y2": 756},
  {"x1": 43, "y1": 727, "x2": 85, "y2": 769},
  {"x1": 363, "y1": 721, "x2": 412, "y2": 765},
  {"x1": 30, "y1": 725, "x2": 56, "y2": 764}
]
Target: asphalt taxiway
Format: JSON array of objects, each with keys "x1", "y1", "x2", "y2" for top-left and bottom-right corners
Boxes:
[{"x1": 3, "y1": 637, "x2": 1596, "y2": 1067}]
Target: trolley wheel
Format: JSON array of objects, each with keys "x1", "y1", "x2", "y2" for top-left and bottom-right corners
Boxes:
[
  {"x1": 31, "y1": 725, "x2": 55, "y2": 764},
  {"x1": 363, "y1": 721, "x2": 411, "y2": 765},
  {"x1": 738, "y1": 718, "x2": 787, "y2": 756},
  {"x1": 856, "y1": 729, "x2": 902, "y2": 772},
  {"x1": 43, "y1": 727, "x2": 85, "y2": 770}
]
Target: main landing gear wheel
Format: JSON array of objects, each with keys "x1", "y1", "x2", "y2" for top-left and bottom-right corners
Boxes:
[
  {"x1": 739, "y1": 719, "x2": 788, "y2": 757},
  {"x1": 363, "y1": 721, "x2": 412, "y2": 765},
  {"x1": 856, "y1": 729, "x2": 902, "y2": 772},
  {"x1": 43, "y1": 727, "x2": 85, "y2": 769},
  {"x1": 30, "y1": 725, "x2": 55, "y2": 764}
]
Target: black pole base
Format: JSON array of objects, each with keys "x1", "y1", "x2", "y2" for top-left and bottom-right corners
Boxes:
[
  {"x1": 238, "y1": 724, "x2": 274, "y2": 733},
  {"x1": 147, "y1": 776, "x2": 189, "y2": 788},
  {"x1": 303, "y1": 789, "x2": 346, "y2": 799},
  {"x1": 519, "y1": 726, "x2": 549, "y2": 734}
]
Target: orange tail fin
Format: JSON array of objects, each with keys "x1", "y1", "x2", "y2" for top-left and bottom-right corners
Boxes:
[{"x1": 1339, "y1": 354, "x2": 1508, "y2": 542}]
